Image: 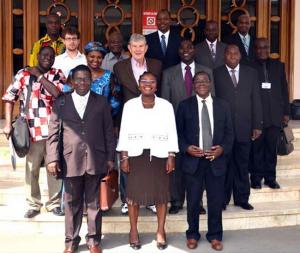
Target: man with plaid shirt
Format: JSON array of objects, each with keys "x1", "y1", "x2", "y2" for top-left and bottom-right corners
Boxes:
[{"x1": 2, "y1": 46, "x2": 65, "y2": 218}]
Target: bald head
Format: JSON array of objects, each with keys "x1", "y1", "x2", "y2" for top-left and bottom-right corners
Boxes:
[{"x1": 108, "y1": 31, "x2": 124, "y2": 55}]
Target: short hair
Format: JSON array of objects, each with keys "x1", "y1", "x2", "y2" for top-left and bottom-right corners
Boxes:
[
  {"x1": 193, "y1": 71, "x2": 211, "y2": 82},
  {"x1": 138, "y1": 71, "x2": 158, "y2": 83},
  {"x1": 225, "y1": 44, "x2": 240, "y2": 53},
  {"x1": 254, "y1": 37, "x2": 269, "y2": 47},
  {"x1": 38, "y1": 45, "x2": 55, "y2": 55},
  {"x1": 46, "y1": 13, "x2": 60, "y2": 22},
  {"x1": 71, "y1": 64, "x2": 91, "y2": 79},
  {"x1": 61, "y1": 26, "x2": 80, "y2": 39},
  {"x1": 128, "y1": 33, "x2": 147, "y2": 45},
  {"x1": 157, "y1": 9, "x2": 171, "y2": 18},
  {"x1": 237, "y1": 14, "x2": 250, "y2": 23}
]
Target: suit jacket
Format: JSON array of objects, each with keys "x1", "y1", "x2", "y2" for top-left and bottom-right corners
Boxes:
[
  {"x1": 113, "y1": 57, "x2": 162, "y2": 102},
  {"x1": 176, "y1": 96, "x2": 234, "y2": 176},
  {"x1": 252, "y1": 58, "x2": 290, "y2": 127},
  {"x1": 223, "y1": 32, "x2": 256, "y2": 65},
  {"x1": 145, "y1": 29, "x2": 182, "y2": 70},
  {"x1": 161, "y1": 62, "x2": 214, "y2": 112},
  {"x1": 214, "y1": 64, "x2": 263, "y2": 142},
  {"x1": 195, "y1": 41, "x2": 227, "y2": 69},
  {"x1": 46, "y1": 92, "x2": 115, "y2": 177}
]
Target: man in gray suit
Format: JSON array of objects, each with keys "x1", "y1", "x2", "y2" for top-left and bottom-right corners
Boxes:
[
  {"x1": 161, "y1": 39, "x2": 213, "y2": 214},
  {"x1": 47, "y1": 65, "x2": 115, "y2": 253},
  {"x1": 195, "y1": 20, "x2": 227, "y2": 69}
]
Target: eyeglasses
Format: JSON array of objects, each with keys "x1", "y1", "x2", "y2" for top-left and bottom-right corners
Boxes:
[
  {"x1": 139, "y1": 80, "x2": 156, "y2": 85},
  {"x1": 73, "y1": 77, "x2": 91, "y2": 84},
  {"x1": 64, "y1": 37, "x2": 78, "y2": 42}
]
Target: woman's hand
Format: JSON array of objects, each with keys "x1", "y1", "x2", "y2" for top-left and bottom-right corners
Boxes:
[{"x1": 166, "y1": 156, "x2": 175, "y2": 174}]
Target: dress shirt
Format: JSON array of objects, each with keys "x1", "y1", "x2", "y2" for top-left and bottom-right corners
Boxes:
[
  {"x1": 238, "y1": 33, "x2": 250, "y2": 49},
  {"x1": 225, "y1": 64, "x2": 240, "y2": 83},
  {"x1": 71, "y1": 91, "x2": 90, "y2": 119},
  {"x1": 131, "y1": 57, "x2": 147, "y2": 85},
  {"x1": 117, "y1": 95, "x2": 179, "y2": 158},
  {"x1": 53, "y1": 51, "x2": 87, "y2": 78},
  {"x1": 181, "y1": 61, "x2": 196, "y2": 78},
  {"x1": 196, "y1": 94, "x2": 214, "y2": 149},
  {"x1": 101, "y1": 51, "x2": 129, "y2": 73},
  {"x1": 158, "y1": 30, "x2": 170, "y2": 47},
  {"x1": 206, "y1": 39, "x2": 217, "y2": 51}
]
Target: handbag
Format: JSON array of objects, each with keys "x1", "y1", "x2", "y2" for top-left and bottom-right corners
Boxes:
[
  {"x1": 11, "y1": 75, "x2": 34, "y2": 157},
  {"x1": 99, "y1": 169, "x2": 119, "y2": 211},
  {"x1": 277, "y1": 124, "x2": 294, "y2": 156}
]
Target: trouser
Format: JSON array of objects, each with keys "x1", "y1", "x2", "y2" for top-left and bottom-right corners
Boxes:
[
  {"x1": 25, "y1": 140, "x2": 61, "y2": 211},
  {"x1": 224, "y1": 140, "x2": 251, "y2": 204},
  {"x1": 250, "y1": 126, "x2": 280, "y2": 183},
  {"x1": 185, "y1": 159, "x2": 224, "y2": 242},
  {"x1": 64, "y1": 173, "x2": 102, "y2": 248}
]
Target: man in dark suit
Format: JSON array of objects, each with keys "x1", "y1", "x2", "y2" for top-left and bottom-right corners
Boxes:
[
  {"x1": 46, "y1": 65, "x2": 115, "y2": 253},
  {"x1": 176, "y1": 71, "x2": 234, "y2": 251},
  {"x1": 250, "y1": 38, "x2": 290, "y2": 189},
  {"x1": 145, "y1": 9, "x2": 181, "y2": 70},
  {"x1": 195, "y1": 20, "x2": 227, "y2": 69},
  {"x1": 214, "y1": 44, "x2": 263, "y2": 210},
  {"x1": 223, "y1": 14, "x2": 256, "y2": 65},
  {"x1": 161, "y1": 39, "x2": 214, "y2": 215}
]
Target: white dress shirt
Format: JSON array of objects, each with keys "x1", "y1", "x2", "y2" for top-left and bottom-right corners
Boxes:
[
  {"x1": 158, "y1": 30, "x2": 170, "y2": 47},
  {"x1": 196, "y1": 94, "x2": 214, "y2": 149},
  {"x1": 117, "y1": 95, "x2": 179, "y2": 158},
  {"x1": 225, "y1": 64, "x2": 240, "y2": 83},
  {"x1": 206, "y1": 39, "x2": 217, "y2": 51},
  {"x1": 53, "y1": 51, "x2": 87, "y2": 78},
  {"x1": 181, "y1": 61, "x2": 196, "y2": 78},
  {"x1": 71, "y1": 91, "x2": 90, "y2": 119}
]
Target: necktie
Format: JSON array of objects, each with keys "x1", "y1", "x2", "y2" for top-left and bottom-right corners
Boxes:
[
  {"x1": 185, "y1": 65, "x2": 193, "y2": 97},
  {"x1": 161, "y1": 34, "x2": 167, "y2": 55},
  {"x1": 262, "y1": 61, "x2": 269, "y2": 82},
  {"x1": 230, "y1": 69, "x2": 238, "y2": 87},
  {"x1": 210, "y1": 43, "x2": 216, "y2": 60},
  {"x1": 242, "y1": 36, "x2": 249, "y2": 55},
  {"x1": 201, "y1": 100, "x2": 212, "y2": 151}
]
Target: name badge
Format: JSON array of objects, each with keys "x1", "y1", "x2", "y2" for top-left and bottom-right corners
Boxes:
[{"x1": 262, "y1": 82, "x2": 271, "y2": 89}]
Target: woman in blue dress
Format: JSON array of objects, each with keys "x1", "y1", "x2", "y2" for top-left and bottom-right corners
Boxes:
[{"x1": 84, "y1": 41, "x2": 121, "y2": 119}]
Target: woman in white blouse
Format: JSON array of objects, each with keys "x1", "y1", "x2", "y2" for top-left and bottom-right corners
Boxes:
[{"x1": 117, "y1": 71, "x2": 178, "y2": 250}]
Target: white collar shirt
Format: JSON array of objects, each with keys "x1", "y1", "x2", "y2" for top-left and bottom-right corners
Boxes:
[
  {"x1": 71, "y1": 91, "x2": 90, "y2": 119},
  {"x1": 206, "y1": 39, "x2": 217, "y2": 50},
  {"x1": 158, "y1": 30, "x2": 170, "y2": 47},
  {"x1": 238, "y1": 33, "x2": 250, "y2": 48},
  {"x1": 181, "y1": 61, "x2": 196, "y2": 78},
  {"x1": 225, "y1": 64, "x2": 240, "y2": 83},
  {"x1": 101, "y1": 51, "x2": 129, "y2": 73},
  {"x1": 196, "y1": 94, "x2": 214, "y2": 150}
]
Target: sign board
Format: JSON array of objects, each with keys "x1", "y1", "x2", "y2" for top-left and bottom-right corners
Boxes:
[{"x1": 142, "y1": 11, "x2": 158, "y2": 35}]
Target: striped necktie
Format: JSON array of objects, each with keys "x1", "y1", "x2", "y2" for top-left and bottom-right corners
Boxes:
[{"x1": 161, "y1": 34, "x2": 167, "y2": 55}]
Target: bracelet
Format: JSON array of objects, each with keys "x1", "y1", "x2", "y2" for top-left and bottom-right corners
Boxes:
[
  {"x1": 37, "y1": 74, "x2": 44, "y2": 82},
  {"x1": 168, "y1": 153, "x2": 176, "y2": 157},
  {"x1": 120, "y1": 156, "x2": 129, "y2": 162}
]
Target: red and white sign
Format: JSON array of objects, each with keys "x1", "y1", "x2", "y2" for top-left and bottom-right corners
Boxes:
[{"x1": 142, "y1": 11, "x2": 158, "y2": 35}]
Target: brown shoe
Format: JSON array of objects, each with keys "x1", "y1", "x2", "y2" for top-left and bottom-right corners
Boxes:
[
  {"x1": 186, "y1": 238, "x2": 198, "y2": 249},
  {"x1": 63, "y1": 245, "x2": 78, "y2": 253},
  {"x1": 88, "y1": 245, "x2": 102, "y2": 253},
  {"x1": 211, "y1": 239, "x2": 223, "y2": 251}
]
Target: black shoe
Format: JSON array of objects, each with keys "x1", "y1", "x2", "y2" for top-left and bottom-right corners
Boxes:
[
  {"x1": 157, "y1": 242, "x2": 168, "y2": 250},
  {"x1": 168, "y1": 205, "x2": 182, "y2": 214},
  {"x1": 251, "y1": 181, "x2": 262, "y2": 189},
  {"x1": 264, "y1": 180, "x2": 280, "y2": 189},
  {"x1": 199, "y1": 205, "x2": 206, "y2": 215},
  {"x1": 52, "y1": 207, "x2": 65, "y2": 216},
  {"x1": 129, "y1": 242, "x2": 141, "y2": 250},
  {"x1": 235, "y1": 202, "x2": 254, "y2": 210},
  {"x1": 24, "y1": 209, "x2": 40, "y2": 218}
]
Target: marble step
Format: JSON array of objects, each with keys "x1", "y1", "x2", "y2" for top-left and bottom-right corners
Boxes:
[{"x1": 0, "y1": 200, "x2": 299, "y2": 235}]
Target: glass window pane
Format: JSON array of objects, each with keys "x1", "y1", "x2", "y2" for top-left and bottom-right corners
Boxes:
[
  {"x1": 271, "y1": 0, "x2": 280, "y2": 16},
  {"x1": 13, "y1": 0, "x2": 23, "y2": 9},
  {"x1": 271, "y1": 22, "x2": 280, "y2": 53},
  {"x1": 13, "y1": 54, "x2": 23, "y2": 74},
  {"x1": 13, "y1": 14, "x2": 23, "y2": 49}
]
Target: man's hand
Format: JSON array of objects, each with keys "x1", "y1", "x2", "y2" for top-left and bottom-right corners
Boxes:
[
  {"x1": 25, "y1": 66, "x2": 42, "y2": 78},
  {"x1": 3, "y1": 124, "x2": 12, "y2": 139},
  {"x1": 47, "y1": 161, "x2": 61, "y2": 177},
  {"x1": 283, "y1": 115, "x2": 289, "y2": 126},
  {"x1": 252, "y1": 129, "x2": 262, "y2": 141},
  {"x1": 165, "y1": 156, "x2": 175, "y2": 174},
  {"x1": 187, "y1": 145, "x2": 205, "y2": 157},
  {"x1": 204, "y1": 145, "x2": 224, "y2": 161},
  {"x1": 120, "y1": 159, "x2": 129, "y2": 173},
  {"x1": 107, "y1": 161, "x2": 114, "y2": 172}
]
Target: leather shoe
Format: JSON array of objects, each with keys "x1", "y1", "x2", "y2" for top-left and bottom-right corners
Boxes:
[
  {"x1": 168, "y1": 205, "x2": 182, "y2": 214},
  {"x1": 157, "y1": 241, "x2": 168, "y2": 250},
  {"x1": 199, "y1": 205, "x2": 206, "y2": 215},
  {"x1": 88, "y1": 245, "x2": 102, "y2": 253},
  {"x1": 235, "y1": 202, "x2": 254, "y2": 210},
  {"x1": 186, "y1": 238, "x2": 198, "y2": 249},
  {"x1": 129, "y1": 241, "x2": 141, "y2": 250},
  {"x1": 264, "y1": 180, "x2": 280, "y2": 189},
  {"x1": 63, "y1": 245, "x2": 78, "y2": 253},
  {"x1": 211, "y1": 239, "x2": 223, "y2": 251},
  {"x1": 52, "y1": 207, "x2": 65, "y2": 216},
  {"x1": 24, "y1": 209, "x2": 40, "y2": 218},
  {"x1": 251, "y1": 181, "x2": 262, "y2": 189}
]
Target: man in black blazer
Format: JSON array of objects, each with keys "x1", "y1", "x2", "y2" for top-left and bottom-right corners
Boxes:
[
  {"x1": 145, "y1": 9, "x2": 181, "y2": 70},
  {"x1": 47, "y1": 65, "x2": 115, "y2": 253},
  {"x1": 214, "y1": 44, "x2": 263, "y2": 210},
  {"x1": 195, "y1": 20, "x2": 227, "y2": 69},
  {"x1": 176, "y1": 71, "x2": 233, "y2": 251},
  {"x1": 250, "y1": 38, "x2": 290, "y2": 189},
  {"x1": 223, "y1": 14, "x2": 255, "y2": 65}
]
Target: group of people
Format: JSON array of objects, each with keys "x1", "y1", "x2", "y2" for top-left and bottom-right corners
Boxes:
[{"x1": 2, "y1": 8, "x2": 290, "y2": 253}]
